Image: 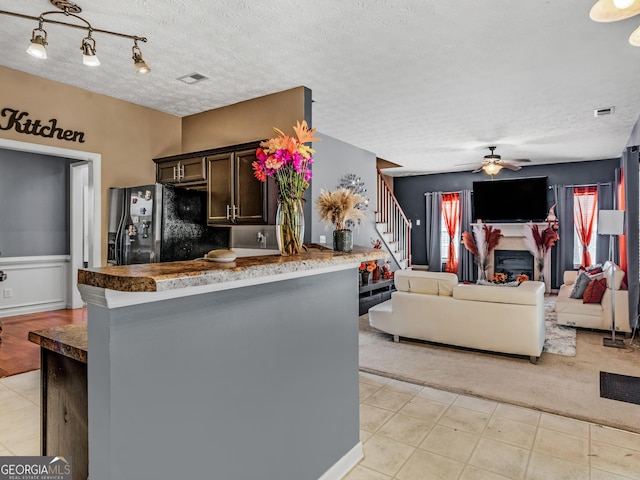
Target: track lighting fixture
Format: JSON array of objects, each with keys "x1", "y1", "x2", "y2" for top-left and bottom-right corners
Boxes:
[
  {"x1": 132, "y1": 40, "x2": 150, "y2": 75},
  {"x1": 1, "y1": 0, "x2": 149, "y2": 74},
  {"x1": 81, "y1": 31, "x2": 100, "y2": 67},
  {"x1": 27, "y1": 20, "x2": 48, "y2": 59}
]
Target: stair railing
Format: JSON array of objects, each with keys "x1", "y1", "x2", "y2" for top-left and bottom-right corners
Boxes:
[{"x1": 376, "y1": 167, "x2": 411, "y2": 268}]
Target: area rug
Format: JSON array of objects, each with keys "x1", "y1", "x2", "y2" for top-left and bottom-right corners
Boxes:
[{"x1": 543, "y1": 297, "x2": 576, "y2": 356}]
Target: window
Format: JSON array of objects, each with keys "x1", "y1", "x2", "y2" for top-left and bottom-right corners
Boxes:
[
  {"x1": 440, "y1": 193, "x2": 460, "y2": 272},
  {"x1": 573, "y1": 187, "x2": 598, "y2": 268}
]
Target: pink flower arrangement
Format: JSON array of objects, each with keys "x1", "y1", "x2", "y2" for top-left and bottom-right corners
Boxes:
[{"x1": 253, "y1": 120, "x2": 318, "y2": 200}]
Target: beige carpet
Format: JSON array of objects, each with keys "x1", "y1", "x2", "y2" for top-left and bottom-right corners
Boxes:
[{"x1": 359, "y1": 313, "x2": 640, "y2": 433}]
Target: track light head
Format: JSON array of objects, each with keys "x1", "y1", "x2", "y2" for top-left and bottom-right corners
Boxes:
[
  {"x1": 132, "y1": 42, "x2": 150, "y2": 75},
  {"x1": 27, "y1": 26, "x2": 48, "y2": 59},
  {"x1": 81, "y1": 33, "x2": 100, "y2": 66}
]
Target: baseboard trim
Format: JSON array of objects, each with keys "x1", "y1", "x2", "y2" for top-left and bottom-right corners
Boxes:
[
  {"x1": 317, "y1": 442, "x2": 363, "y2": 480},
  {"x1": 0, "y1": 302, "x2": 67, "y2": 318}
]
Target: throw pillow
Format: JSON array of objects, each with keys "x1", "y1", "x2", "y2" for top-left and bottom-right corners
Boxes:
[
  {"x1": 583, "y1": 278, "x2": 607, "y2": 304},
  {"x1": 586, "y1": 265, "x2": 603, "y2": 274},
  {"x1": 569, "y1": 271, "x2": 593, "y2": 299}
]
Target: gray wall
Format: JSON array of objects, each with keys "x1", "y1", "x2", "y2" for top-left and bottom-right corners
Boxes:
[
  {"x1": 0, "y1": 148, "x2": 73, "y2": 257},
  {"x1": 393, "y1": 158, "x2": 620, "y2": 266},
  {"x1": 311, "y1": 133, "x2": 378, "y2": 249}
]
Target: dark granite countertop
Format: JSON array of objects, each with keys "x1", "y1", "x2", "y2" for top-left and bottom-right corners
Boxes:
[
  {"x1": 28, "y1": 323, "x2": 87, "y2": 363},
  {"x1": 78, "y1": 245, "x2": 388, "y2": 293}
]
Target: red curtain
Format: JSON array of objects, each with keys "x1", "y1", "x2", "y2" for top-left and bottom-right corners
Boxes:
[
  {"x1": 442, "y1": 193, "x2": 460, "y2": 273},
  {"x1": 617, "y1": 168, "x2": 628, "y2": 277},
  {"x1": 573, "y1": 186, "x2": 598, "y2": 267}
]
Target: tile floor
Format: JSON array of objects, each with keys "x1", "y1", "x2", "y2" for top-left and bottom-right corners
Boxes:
[
  {"x1": 1, "y1": 370, "x2": 639, "y2": 479},
  {"x1": 349, "y1": 372, "x2": 640, "y2": 480},
  {"x1": 0, "y1": 370, "x2": 40, "y2": 456}
]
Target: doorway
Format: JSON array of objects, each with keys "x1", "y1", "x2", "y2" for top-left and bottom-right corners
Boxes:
[{"x1": 0, "y1": 138, "x2": 101, "y2": 312}]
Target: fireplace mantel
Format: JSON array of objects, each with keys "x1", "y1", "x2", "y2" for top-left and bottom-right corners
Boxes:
[{"x1": 470, "y1": 222, "x2": 549, "y2": 237}]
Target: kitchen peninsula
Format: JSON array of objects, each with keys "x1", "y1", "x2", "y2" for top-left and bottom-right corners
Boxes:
[{"x1": 77, "y1": 246, "x2": 386, "y2": 480}]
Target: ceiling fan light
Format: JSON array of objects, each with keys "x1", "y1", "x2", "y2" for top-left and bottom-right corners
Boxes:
[
  {"x1": 590, "y1": 0, "x2": 640, "y2": 21},
  {"x1": 630, "y1": 24, "x2": 640, "y2": 45},
  {"x1": 614, "y1": 0, "x2": 635, "y2": 8},
  {"x1": 27, "y1": 29, "x2": 48, "y2": 59},
  {"x1": 483, "y1": 163, "x2": 503, "y2": 176}
]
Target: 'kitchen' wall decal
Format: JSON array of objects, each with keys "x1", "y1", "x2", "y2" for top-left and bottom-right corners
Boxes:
[{"x1": 0, "y1": 107, "x2": 85, "y2": 143}]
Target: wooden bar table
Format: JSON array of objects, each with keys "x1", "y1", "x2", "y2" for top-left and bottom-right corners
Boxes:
[{"x1": 28, "y1": 323, "x2": 88, "y2": 480}]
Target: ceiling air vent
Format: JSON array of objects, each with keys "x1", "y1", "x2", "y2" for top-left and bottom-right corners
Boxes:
[
  {"x1": 594, "y1": 107, "x2": 615, "y2": 117},
  {"x1": 177, "y1": 72, "x2": 209, "y2": 85}
]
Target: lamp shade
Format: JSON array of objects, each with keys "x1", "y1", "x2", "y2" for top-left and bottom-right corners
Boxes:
[{"x1": 598, "y1": 210, "x2": 625, "y2": 235}]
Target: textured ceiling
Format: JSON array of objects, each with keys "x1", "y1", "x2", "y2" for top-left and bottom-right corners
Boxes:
[{"x1": 1, "y1": 0, "x2": 640, "y2": 176}]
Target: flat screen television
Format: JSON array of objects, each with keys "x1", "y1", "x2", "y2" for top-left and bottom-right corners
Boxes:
[{"x1": 473, "y1": 177, "x2": 548, "y2": 222}]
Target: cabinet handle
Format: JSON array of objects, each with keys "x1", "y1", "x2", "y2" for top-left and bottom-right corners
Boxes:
[
  {"x1": 233, "y1": 205, "x2": 239, "y2": 221},
  {"x1": 226, "y1": 205, "x2": 231, "y2": 221},
  {"x1": 173, "y1": 165, "x2": 178, "y2": 180}
]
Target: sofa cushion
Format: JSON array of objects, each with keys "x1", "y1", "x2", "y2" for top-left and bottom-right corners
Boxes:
[
  {"x1": 555, "y1": 295, "x2": 603, "y2": 317},
  {"x1": 563, "y1": 270, "x2": 579, "y2": 286},
  {"x1": 452, "y1": 281, "x2": 541, "y2": 306},
  {"x1": 569, "y1": 271, "x2": 594, "y2": 299},
  {"x1": 394, "y1": 270, "x2": 458, "y2": 296},
  {"x1": 583, "y1": 278, "x2": 607, "y2": 304}
]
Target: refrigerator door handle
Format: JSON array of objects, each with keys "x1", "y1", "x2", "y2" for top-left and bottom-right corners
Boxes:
[{"x1": 114, "y1": 192, "x2": 127, "y2": 265}]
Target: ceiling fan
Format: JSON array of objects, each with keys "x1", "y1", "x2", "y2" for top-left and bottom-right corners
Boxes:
[{"x1": 472, "y1": 146, "x2": 531, "y2": 175}]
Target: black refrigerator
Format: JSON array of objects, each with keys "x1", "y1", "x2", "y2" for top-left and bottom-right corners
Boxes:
[{"x1": 107, "y1": 184, "x2": 229, "y2": 265}]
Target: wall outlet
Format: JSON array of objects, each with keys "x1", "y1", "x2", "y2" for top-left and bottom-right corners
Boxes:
[
  {"x1": 3, "y1": 288, "x2": 12, "y2": 298},
  {"x1": 416, "y1": 219, "x2": 421, "y2": 226},
  {"x1": 319, "y1": 235, "x2": 326, "y2": 244}
]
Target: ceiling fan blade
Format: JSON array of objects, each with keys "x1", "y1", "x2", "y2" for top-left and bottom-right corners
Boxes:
[
  {"x1": 454, "y1": 161, "x2": 483, "y2": 167},
  {"x1": 510, "y1": 158, "x2": 531, "y2": 163},
  {"x1": 501, "y1": 163, "x2": 522, "y2": 171},
  {"x1": 472, "y1": 166, "x2": 484, "y2": 173}
]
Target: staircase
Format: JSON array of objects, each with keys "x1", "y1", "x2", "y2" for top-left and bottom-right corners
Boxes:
[{"x1": 375, "y1": 167, "x2": 411, "y2": 269}]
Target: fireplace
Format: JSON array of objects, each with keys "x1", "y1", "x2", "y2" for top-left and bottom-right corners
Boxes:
[{"x1": 493, "y1": 250, "x2": 534, "y2": 282}]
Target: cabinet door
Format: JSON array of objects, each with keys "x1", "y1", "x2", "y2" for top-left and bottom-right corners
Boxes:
[
  {"x1": 234, "y1": 149, "x2": 267, "y2": 224},
  {"x1": 207, "y1": 153, "x2": 233, "y2": 224},
  {"x1": 156, "y1": 160, "x2": 179, "y2": 184},
  {"x1": 179, "y1": 156, "x2": 207, "y2": 183}
]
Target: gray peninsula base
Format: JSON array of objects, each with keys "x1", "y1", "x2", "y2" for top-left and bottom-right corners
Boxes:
[{"x1": 84, "y1": 268, "x2": 361, "y2": 480}]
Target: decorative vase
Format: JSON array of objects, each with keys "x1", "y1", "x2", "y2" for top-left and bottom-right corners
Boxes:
[
  {"x1": 478, "y1": 268, "x2": 488, "y2": 283},
  {"x1": 361, "y1": 270, "x2": 370, "y2": 284},
  {"x1": 372, "y1": 265, "x2": 380, "y2": 281},
  {"x1": 333, "y1": 229, "x2": 353, "y2": 252},
  {"x1": 275, "y1": 198, "x2": 304, "y2": 256}
]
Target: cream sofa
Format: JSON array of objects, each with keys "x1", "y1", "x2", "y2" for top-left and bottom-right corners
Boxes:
[
  {"x1": 368, "y1": 270, "x2": 546, "y2": 363},
  {"x1": 555, "y1": 261, "x2": 631, "y2": 333}
]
